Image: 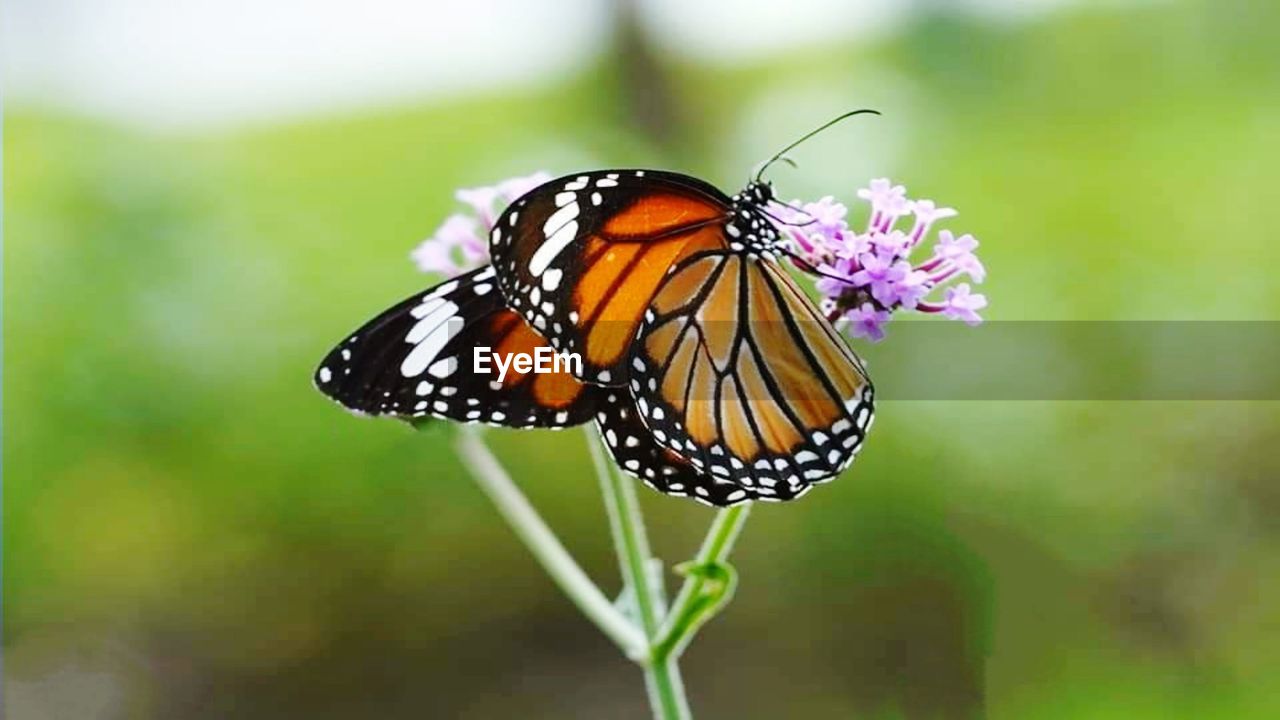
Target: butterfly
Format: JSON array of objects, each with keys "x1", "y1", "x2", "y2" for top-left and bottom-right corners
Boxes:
[{"x1": 316, "y1": 110, "x2": 878, "y2": 504}]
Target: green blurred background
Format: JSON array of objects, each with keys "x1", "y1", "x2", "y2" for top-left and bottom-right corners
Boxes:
[{"x1": 6, "y1": 0, "x2": 1280, "y2": 717}]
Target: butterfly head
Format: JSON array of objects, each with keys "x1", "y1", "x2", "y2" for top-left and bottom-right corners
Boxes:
[
  {"x1": 743, "y1": 180, "x2": 774, "y2": 207},
  {"x1": 727, "y1": 182, "x2": 784, "y2": 253}
]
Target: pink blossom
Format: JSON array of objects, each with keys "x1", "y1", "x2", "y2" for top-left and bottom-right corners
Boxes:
[
  {"x1": 851, "y1": 252, "x2": 909, "y2": 306},
  {"x1": 893, "y1": 269, "x2": 931, "y2": 310},
  {"x1": 775, "y1": 196, "x2": 850, "y2": 263},
  {"x1": 869, "y1": 230, "x2": 910, "y2": 257},
  {"x1": 843, "y1": 303, "x2": 891, "y2": 342},
  {"x1": 910, "y1": 199, "x2": 957, "y2": 225},
  {"x1": 941, "y1": 284, "x2": 988, "y2": 326},
  {"x1": 933, "y1": 230, "x2": 986, "y2": 282},
  {"x1": 411, "y1": 215, "x2": 482, "y2": 276},
  {"x1": 411, "y1": 172, "x2": 551, "y2": 278},
  {"x1": 856, "y1": 178, "x2": 909, "y2": 216},
  {"x1": 781, "y1": 177, "x2": 989, "y2": 340}
]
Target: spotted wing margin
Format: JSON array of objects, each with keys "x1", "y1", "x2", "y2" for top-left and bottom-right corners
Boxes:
[
  {"x1": 627, "y1": 252, "x2": 874, "y2": 501},
  {"x1": 488, "y1": 169, "x2": 733, "y2": 386},
  {"x1": 594, "y1": 391, "x2": 765, "y2": 507},
  {"x1": 314, "y1": 266, "x2": 598, "y2": 428}
]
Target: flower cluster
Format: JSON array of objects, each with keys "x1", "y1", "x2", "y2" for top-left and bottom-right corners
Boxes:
[
  {"x1": 775, "y1": 178, "x2": 987, "y2": 342},
  {"x1": 410, "y1": 171, "x2": 551, "y2": 277}
]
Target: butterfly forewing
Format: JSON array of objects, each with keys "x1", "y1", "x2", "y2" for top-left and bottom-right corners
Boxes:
[
  {"x1": 628, "y1": 251, "x2": 874, "y2": 498},
  {"x1": 315, "y1": 266, "x2": 598, "y2": 428},
  {"x1": 489, "y1": 170, "x2": 734, "y2": 385}
]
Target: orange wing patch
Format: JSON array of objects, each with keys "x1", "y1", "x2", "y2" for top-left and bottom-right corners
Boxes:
[
  {"x1": 575, "y1": 224, "x2": 726, "y2": 369},
  {"x1": 532, "y1": 371, "x2": 586, "y2": 409},
  {"x1": 602, "y1": 193, "x2": 727, "y2": 239}
]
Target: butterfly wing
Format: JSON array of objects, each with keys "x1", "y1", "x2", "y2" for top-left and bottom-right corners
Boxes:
[
  {"x1": 489, "y1": 170, "x2": 733, "y2": 385},
  {"x1": 628, "y1": 251, "x2": 874, "y2": 500},
  {"x1": 315, "y1": 266, "x2": 597, "y2": 427}
]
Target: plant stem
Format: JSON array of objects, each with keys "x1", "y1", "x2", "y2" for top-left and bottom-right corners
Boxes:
[
  {"x1": 456, "y1": 426, "x2": 647, "y2": 659},
  {"x1": 463, "y1": 424, "x2": 753, "y2": 719},
  {"x1": 652, "y1": 504, "x2": 751, "y2": 661},
  {"x1": 586, "y1": 430, "x2": 691, "y2": 720}
]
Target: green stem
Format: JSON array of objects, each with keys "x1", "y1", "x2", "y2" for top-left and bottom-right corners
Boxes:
[
  {"x1": 456, "y1": 426, "x2": 647, "y2": 659},
  {"x1": 464, "y1": 423, "x2": 752, "y2": 719},
  {"x1": 586, "y1": 430, "x2": 690, "y2": 719},
  {"x1": 652, "y1": 504, "x2": 751, "y2": 661}
]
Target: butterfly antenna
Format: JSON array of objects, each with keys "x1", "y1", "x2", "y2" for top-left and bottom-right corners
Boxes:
[{"x1": 754, "y1": 108, "x2": 881, "y2": 183}]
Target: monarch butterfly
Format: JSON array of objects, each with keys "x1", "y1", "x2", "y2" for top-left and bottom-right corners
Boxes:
[
  {"x1": 315, "y1": 266, "x2": 808, "y2": 504},
  {"x1": 316, "y1": 110, "x2": 878, "y2": 504}
]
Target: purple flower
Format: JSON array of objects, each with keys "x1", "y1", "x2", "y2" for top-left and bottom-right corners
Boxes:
[
  {"x1": 933, "y1": 230, "x2": 986, "y2": 282},
  {"x1": 843, "y1": 303, "x2": 891, "y2": 342},
  {"x1": 455, "y1": 185, "x2": 500, "y2": 213},
  {"x1": 775, "y1": 195, "x2": 850, "y2": 264},
  {"x1": 868, "y1": 229, "x2": 910, "y2": 257},
  {"x1": 411, "y1": 171, "x2": 550, "y2": 278},
  {"x1": 940, "y1": 284, "x2": 988, "y2": 326},
  {"x1": 411, "y1": 215, "x2": 483, "y2": 276},
  {"x1": 800, "y1": 196, "x2": 849, "y2": 234},
  {"x1": 894, "y1": 269, "x2": 931, "y2": 310},
  {"x1": 832, "y1": 231, "x2": 873, "y2": 259},
  {"x1": 857, "y1": 178, "x2": 909, "y2": 216},
  {"x1": 781, "y1": 177, "x2": 989, "y2": 341},
  {"x1": 910, "y1": 199, "x2": 957, "y2": 225},
  {"x1": 851, "y1": 251, "x2": 909, "y2": 306},
  {"x1": 814, "y1": 256, "x2": 858, "y2": 297}
]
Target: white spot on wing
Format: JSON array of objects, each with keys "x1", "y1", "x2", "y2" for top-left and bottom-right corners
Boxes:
[
  {"x1": 401, "y1": 304, "x2": 459, "y2": 377},
  {"x1": 428, "y1": 358, "x2": 455, "y2": 378},
  {"x1": 529, "y1": 207, "x2": 580, "y2": 275}
]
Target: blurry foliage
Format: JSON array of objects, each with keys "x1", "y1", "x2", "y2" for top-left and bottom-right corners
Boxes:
[{"x1": 6, "y1": 1, "x2": 1280, "y2": 717}]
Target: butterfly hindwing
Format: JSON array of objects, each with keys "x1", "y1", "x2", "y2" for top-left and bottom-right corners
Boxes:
[
  {"x1": 627, "y1": 250, "x2": 874, "y2": 498},
  {"x1": 315, "y1": 266, "x2": 598, "y2": 428},
  {"x1": 489, "y1": 170, "x2": 734, "y2": 385}
]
